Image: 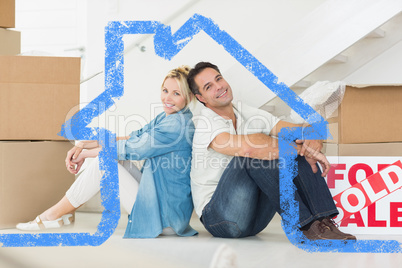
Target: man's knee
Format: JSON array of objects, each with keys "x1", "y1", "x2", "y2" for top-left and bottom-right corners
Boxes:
[
  {"x1": 203, "y1": 208, "x2": 256, "y2": 238},
  {"x1": 205, "y1": 220, "x2": 246, "y2": 238}
]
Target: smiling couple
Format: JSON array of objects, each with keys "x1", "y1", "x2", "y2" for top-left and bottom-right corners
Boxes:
[{"x1": 17, "y1": 62, "x2": 355, "y2": 242}]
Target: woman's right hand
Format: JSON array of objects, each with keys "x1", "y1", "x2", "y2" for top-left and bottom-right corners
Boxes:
[
  {"x1": 66, "y1": 146, "x2": 102, "y2": 174},
  {"x1": 65, "y1": 141, "x2": 100, "y2": 167},
  {"x1": 65, "y1": 144, "x2": 84, "y2": 173},
  {"x1": 70, "y1": 157, "x2": 85, "y2": 174}
]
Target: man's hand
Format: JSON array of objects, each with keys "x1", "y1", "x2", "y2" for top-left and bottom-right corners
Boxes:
[
  {"x1": 304, "y1": 150, "x2": 331, "y2": 177},
  {"x1": 295, "y1": 139, "x2": 323, "y2": 158}
]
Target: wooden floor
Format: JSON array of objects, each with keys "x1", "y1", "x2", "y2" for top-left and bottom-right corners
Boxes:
[{"x1": 1, "y1": 212, "x2": 402, "y2": 268}]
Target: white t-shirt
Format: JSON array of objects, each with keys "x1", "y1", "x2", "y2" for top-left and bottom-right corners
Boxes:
[{"x1": 190, "y1": 103, "x2": 280, "y2": 217}]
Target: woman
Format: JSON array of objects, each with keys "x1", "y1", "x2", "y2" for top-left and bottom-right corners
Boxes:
[{"x1": 17, "y1": 66, "x2": 198, "y2": 238}]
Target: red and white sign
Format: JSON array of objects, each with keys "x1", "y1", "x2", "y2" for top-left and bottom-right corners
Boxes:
[{"x1": 326, "y1": 156, "x2": 402, "y2": 235}]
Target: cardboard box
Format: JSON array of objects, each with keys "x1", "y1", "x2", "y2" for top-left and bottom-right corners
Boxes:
[
  {"x1": 0, "y1": 141, "x2": 75, "y2": 229},
  {"x1": 325, "y1": 85, "x2": 402, "y2": 144},
  {"x1": 0, "y1": 28, "x2": 20, "y2": 55},
  {"x1": 0, "y1": 0, "x2": 15, "y2": 28},
  {"x1": 0, "y1": 55, "x2": 80, "y2": 140},
  {"x1": 323, "y1": 143, "x2": 402, "y2": 235},
  {"x1": 323, "y1": 142, "x2": 402, "y2": 157}
]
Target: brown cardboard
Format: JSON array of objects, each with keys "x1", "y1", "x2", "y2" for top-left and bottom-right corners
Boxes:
[
  {"x1": 0, "y1": 55, "x2": 80, "y2": 140},
  {"x1": 0, "y1": 141, "x2": 75, "y2": 229},
  {"x1": 323, "y1": 142, "x2": 402, "y2": 156},
  {"x1": 325, "y1": 85, "x2": 402, "y2": 144},
  {"x1": 0, "y1": 28, "x2": 20, "y2": 55},
  {"x1": 0, "y1": 0, "x2": 15, "y2": 28}
]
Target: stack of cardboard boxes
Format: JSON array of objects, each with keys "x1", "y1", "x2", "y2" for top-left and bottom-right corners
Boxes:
[
  {"x1": 0, "y1": 0, "x2": 80, "y2": 228},
  {"x1": 0, "y1": 0, "x2": 19, "y2": 55},
  {"x1": 323, "y1": 84, "x2": 402, "y2": 235}
]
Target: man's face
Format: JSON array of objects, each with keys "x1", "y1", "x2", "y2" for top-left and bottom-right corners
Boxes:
[{"x1": 194, "y1": 67, "x2": 233, "y2": 108}]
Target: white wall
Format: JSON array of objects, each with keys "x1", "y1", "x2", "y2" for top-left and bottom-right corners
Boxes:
[
  {"x1": 84, "y1": 0, "x2": 327, "y2": 136},
  {"x1": 15, "y1": 0, "x2": 86, "y2": 58},
  {"x1": 15, "y1": 0, "x2": 401, "y2": 136},
  {"x1": 344, "y1": 40, "x2": 402, "y2": 84}
]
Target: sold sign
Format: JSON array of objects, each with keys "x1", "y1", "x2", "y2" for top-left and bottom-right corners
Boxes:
[{"x1": 332, "y1": 160, "x2": 402, "y2": 223}]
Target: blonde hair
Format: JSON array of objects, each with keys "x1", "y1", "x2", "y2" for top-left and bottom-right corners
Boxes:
[{"x1": 161, "y1": 65, "x2": 194, "y2": 108}]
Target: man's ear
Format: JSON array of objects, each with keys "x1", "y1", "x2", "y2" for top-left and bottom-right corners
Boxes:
[{"x1": 195, "y1": 94, "x2": 206, "y2": 104}]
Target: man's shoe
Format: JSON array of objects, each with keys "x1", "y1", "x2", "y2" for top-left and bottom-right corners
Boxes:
[
  {"x1": 302, "y1": 220, "x2": 347, "y2": 241},
  {"x1": 321, "y1": 218, "x2": 356, "y2": 240}
]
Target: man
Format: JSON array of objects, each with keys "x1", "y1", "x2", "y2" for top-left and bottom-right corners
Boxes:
[{"x1": 187, "y1": 62, "x2": 355, "y2": 241}]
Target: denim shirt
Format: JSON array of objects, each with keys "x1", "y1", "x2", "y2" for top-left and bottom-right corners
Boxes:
[{"x1": 116, "y1": 108, "x2": 198, "y2": 238}]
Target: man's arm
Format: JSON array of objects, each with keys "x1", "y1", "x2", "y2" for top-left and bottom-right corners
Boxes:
[
  {"x1": 209, "y1": 120, "x2": 312, "y2": 160},
  {"x1": 209, "y1": 120, "x2": 330, "y2": 176},
  {"x1": 269, "y1": 120, "x2": 323, "y2": 158},
  {"x1": 210, "y1": 132, "x2": 297, "y2": 160},
  {"x1": 269, "y1": 120, "x2": 307, "y2": 137},
  {"x1": 270, "y1": 120, "x2": 332, "y2": 176}
]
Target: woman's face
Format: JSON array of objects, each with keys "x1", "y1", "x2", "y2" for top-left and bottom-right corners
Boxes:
[{"x1": 161, "y1": 77, "x2": 186, "y2": 115}]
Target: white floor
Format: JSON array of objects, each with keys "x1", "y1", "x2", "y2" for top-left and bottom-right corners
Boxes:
[{"x1": 1, "y1": 212, "x2": 402, "y2": 268}]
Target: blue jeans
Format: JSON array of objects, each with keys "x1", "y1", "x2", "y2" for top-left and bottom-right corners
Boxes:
[{"x1": 201, "y1": 156, "x2": 338, "y2": 238}]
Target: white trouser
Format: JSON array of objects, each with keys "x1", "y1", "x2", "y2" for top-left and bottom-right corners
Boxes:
[{"x1": 66, "y1": 156, "x2": 140, "y2": 214}]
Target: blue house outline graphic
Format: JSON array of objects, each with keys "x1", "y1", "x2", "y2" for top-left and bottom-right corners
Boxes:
[{"x1": 1, "y1": 14, "x2": 400, "y2": 253}]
